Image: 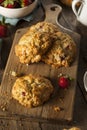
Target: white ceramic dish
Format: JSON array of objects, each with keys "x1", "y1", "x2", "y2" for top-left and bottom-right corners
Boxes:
[
  {"x1": 83, "y1": 71, "x2": 87, "y2": 92},
  {"x1": 0, "y1": 0, "x2": 38, "y2": 18}
]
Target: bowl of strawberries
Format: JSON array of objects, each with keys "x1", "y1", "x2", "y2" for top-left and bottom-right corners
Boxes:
[{"x1": 0, "y1": 0, "x2": 38, "y2": 18}]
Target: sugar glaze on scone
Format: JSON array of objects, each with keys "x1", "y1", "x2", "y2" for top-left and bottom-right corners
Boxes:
[{"x1": 12, "y1": 74, "x2": 54, "y2": 108}]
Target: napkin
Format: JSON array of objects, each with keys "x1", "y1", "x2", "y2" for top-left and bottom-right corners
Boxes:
[
  {"x1": 0, "y1": 15, "x2": 33, "y2": 26},
  {"x1": 0, "y1": 14, "x2": 33, "y2": 26}
]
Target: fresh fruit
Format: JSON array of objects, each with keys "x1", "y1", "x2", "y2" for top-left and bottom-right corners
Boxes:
[
  {"x1": 58, "y1": 76, "x2": 69, "y2": 89},
  {"x1": 0, "y1": 0, "x2": 4, "y2": 4},
  {"x1": 1, "y1": 0, "x2": 34, "y2": 8},
  {"x1": 0, "y1": 17, "x2": 7, "y2": 38},
  {"x1": 58, "y1": 73, "x2": 72, "y2": 89},
  {"x1": 21, "y1": 0, "x2": 33, "y2": 7},
  {"x1": 3, "y1": 0, "x2": 20, "y2": 8},
  {"x1": 0, "y1": 24, "x2": 7, "y2": 37}
]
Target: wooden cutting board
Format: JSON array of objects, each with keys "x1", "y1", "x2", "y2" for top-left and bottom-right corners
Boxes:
[{"x1": 0, "y1": 4, "x2": 80, "y2": 123}]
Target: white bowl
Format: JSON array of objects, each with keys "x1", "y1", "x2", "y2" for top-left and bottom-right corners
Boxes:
[
  {"x1": 0, "y1": 0, "x2": 38, "y2": 18},
  {"x1": 83, "y1": 71, "x2": 87, "y2": 92}
]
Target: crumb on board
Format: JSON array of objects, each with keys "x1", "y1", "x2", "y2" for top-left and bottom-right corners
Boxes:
[
  {"x1": 10, "y1": 71, "x2": 17, "y2": 77},
  {"x1": 26, "y1": 64, "x2": 29, "y2": 66},
  {"x1": 0, "y1": 104, "x2": 7, "y2": 111},
  {"x1": 54, "y1": 106, "x2": 61, "y2": 112},
  {"x1": 59, "y1": 97, "x2": 64, "y2": 103}
]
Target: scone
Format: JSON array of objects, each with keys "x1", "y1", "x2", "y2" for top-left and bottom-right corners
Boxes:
[
  {"x1": 15, "y1": 22, "x2": 60, "y2": 64},
  {"x1": 15, "y1": 31, "x2": 53, "y2": 64},
  {"x1": 28, "y1": 21, "x2": 60, "y2": 34},
  {"x1": 42, "y1": 32, "x2": 76, "y2": 68},
  {"x1": 12, "y1": 74, "x2": 54, "y2": 108}
]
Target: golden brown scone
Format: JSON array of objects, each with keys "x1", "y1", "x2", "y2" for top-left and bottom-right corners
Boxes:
[
  {"x1": 42, "y1": 32, "x2": 76, "y2": 68},
  {"x1": 15, "y1": 22, "x2": 60, "y2": 64},
  {"x1": 28, "y1": 21, "x2": 60, "y2": 34},
  {"x1": 15, "y1": 31, "x2": 53, "y2": 64},
  {"x1": 12, "y1": 74, "x2": 54, "y2": 108},
  {"x1": 63, "y1": 127, "x2": 81, "y2": 130}
]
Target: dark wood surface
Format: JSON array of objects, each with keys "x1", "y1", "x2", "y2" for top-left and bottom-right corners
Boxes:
[{"x1": 0, "y1": 0, "x2": 87, "y2": 129}]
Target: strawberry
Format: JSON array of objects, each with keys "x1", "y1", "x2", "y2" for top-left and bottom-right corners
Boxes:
[
  {"x1": 58, "y1": 73, "x2": 72, "y2": 89},
  {"x1": 58, "y1": 76, "x2": 69, "y2": 89},
  {"x1": 3, "y1": 0, "x2": 20, "y2": 8},
  {"x1": 21, "y1": 0, "x2": 33, "y2": 7},
  {"x1": 0, "y1": 25, "x2": 7, "y2": 37},
  {"x1": 0, "y1": 17, "x2": 7, "y2": 38},
  {"x1": 0, "y1": 0, "x2": 4, "y2": 4}
]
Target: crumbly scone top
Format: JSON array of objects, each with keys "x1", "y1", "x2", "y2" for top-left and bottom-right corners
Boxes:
[
  {"x1": 42, "y1": 32, "x2": 76, "y2": 67},
  {"x1": 12, "y1": 74, "x2": 54, "y2": 108}
]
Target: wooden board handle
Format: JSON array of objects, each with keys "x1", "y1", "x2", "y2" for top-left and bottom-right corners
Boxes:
[
  {"x1": 44, "y1": 4, "x2": 62, "y2": 25},
  {"x1": 43, "y1": 3, "x2": 80, "y2": 40}
]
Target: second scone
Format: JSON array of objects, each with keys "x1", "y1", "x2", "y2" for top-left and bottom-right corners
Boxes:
[
  {"x1": 42, "y1": 32, "x2": 76, "y2": 68},
  {"x1": 12, "y1": 74, "x2": 54, "y2": 108}
]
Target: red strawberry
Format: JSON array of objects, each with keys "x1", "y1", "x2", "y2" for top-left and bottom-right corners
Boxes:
[
  {"x1": 58, "y1": 76, "x2": 69, "y2": 89},
  {"x1": 21, "y1": 0, "x2": 33, "y2": 7},
  {"x1": 3, "y1": 0, "x2": 20, "y2": 8},
  {"x1": 0, "y1": 25, "x2": 7, "y2": 37},
  {"x1": 0, "y1": 17, "x2": 7, "y2": 38},
  {"x1": 6, "y1": 2, "x2": 19, "y2": 8},
  {"x1": 0, "y1": 0, "x2": 4, "y2": 4}
]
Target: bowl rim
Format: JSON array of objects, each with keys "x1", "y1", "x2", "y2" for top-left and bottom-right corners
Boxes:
[{"x1": 0, "y1": 0, "x2": 38, "y2": 10}]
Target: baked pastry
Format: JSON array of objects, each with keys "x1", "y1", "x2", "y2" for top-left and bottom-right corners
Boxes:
[
  {"x1": 42, "y1": 32, "x2": 76, "y2": 68},
  {"x1": 15, "y1": 31, "x2": 53, "y2": 64},
  {"x1": 12, "y1": 74, "x2": 54, "y2": 108},
  {"x1": 15, "y1": 22, "x2": 59, "y2": 64},
  {"x1": 28, "y1": 21, "x2": 60, "y2": 34},
  {"x1": 15, "y1": 21, "x2": 76, "y2": 67}
]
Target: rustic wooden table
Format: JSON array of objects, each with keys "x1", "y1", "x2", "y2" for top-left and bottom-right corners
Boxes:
[{"x1": 0, "y1": 0, "x2": 87, "y2": 129}]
